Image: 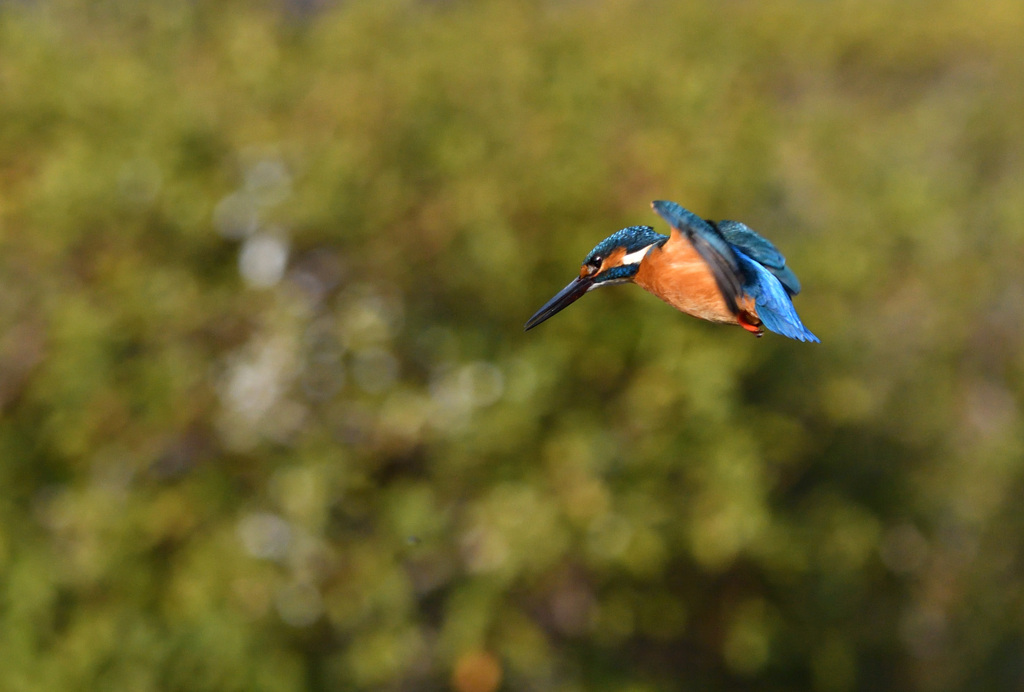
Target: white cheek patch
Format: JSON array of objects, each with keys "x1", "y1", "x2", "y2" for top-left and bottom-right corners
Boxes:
[{"x1": 620, "y1": 244, "x2": 654, "y2": 266}]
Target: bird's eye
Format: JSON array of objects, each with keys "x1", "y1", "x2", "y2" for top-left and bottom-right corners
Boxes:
[{"x1": 580, "y1": 256, "x2": 603, "y2": 278}]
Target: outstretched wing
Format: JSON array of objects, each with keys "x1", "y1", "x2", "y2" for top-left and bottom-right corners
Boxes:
[
  {"x1": 734, "y1": 250, "x2": 818, "y2": 342},
  {"x1": 716, "y1": 220, "x2": 802, "y2": 295},
  {"x1": 651, "y1": 200, "x2": 744, "y2": 316}
]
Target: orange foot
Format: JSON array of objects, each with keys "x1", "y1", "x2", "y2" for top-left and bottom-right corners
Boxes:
[{"x1": 738, "y1": 312, "x2": 764, "y2": 337}]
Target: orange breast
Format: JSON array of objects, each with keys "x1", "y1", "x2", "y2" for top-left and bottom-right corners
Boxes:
[{"x1": 634, "y1": 230, "x2": 758, "y2": 326}]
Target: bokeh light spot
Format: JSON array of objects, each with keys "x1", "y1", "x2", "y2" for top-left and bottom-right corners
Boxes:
[
  {"x1": 238, "y1": 512, "x2": 292, "y2": 561},
  {"x1": 244, "y1": 158, "x2": 292, "y2": 206},
  {"x1": 452, "y1": 650, "x2": 502, "y2": 692},
  {"x1": 239, "y1": 233, "x2": 289, "y2": 288},
  {"x1": 214, "y1": 191, "x2": 260, "y2": 239}
]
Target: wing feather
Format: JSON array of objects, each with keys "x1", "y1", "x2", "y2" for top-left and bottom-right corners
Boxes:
[
  {"x1": 651, "y1": 201, "x2": 744, "y2": 315},
  {"x1": 716, "y1": 220, "x2": 802, "y2": 295},
  {"x1": 734, "y1": 250, "x2": 818, "y2": 342}
]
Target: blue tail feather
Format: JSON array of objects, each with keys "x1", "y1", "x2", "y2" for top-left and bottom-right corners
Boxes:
[{"x1": 735, "y1": 251, "x2": 819, "y2": 343}]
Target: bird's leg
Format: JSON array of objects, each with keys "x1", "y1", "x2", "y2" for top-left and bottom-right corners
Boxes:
[{"x1": 737, "y1": 312, "x2": 764, "y2": 337}]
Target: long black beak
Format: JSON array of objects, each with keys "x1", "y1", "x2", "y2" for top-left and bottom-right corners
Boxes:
[{"x1": 524, "y1": 275, "x2": 593, "y2": 331}]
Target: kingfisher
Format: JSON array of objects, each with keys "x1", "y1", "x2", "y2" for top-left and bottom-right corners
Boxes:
[{"x1": 524, "y1": 200, "x2": 818, "y2": 342}]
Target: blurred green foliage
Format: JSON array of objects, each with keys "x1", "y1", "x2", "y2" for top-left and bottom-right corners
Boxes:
[{"x1": 2, "y1": 0, "x2": 1024, "y2": 689}]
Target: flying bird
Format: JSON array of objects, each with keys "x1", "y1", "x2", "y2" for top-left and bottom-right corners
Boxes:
[{"x1": 524, "y1": 200, "x2": 818, "y2": 342}]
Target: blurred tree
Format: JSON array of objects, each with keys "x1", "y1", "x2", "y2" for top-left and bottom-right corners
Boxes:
[{"x1": 1, "y1": 0, "x2": 1024, "y2": 690}]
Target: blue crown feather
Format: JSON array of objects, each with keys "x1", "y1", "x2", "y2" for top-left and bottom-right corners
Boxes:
[{"x1": 584, "y1": 225, "x2": 667, "y2": 265}]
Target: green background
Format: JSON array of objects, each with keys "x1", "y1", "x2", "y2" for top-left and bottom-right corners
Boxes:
[{"x1": 2, "y1": 1, "x2": 1024, "y2": 689}]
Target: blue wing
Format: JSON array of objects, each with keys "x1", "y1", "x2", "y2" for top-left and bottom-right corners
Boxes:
[
  {"x1": 716, "y1": 220, "x2": 801, "y2": 295},
  {"x1": 651, "y1": 201, "x2": 745, "y2": 315},
  {"x1": 734, "y1": 250, "x2": 818, "y2": 342}
]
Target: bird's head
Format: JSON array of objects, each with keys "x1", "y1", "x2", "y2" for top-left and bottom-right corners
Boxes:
[{"x1": 524, "y1": 225, "x2": 667, "y2": 330}]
